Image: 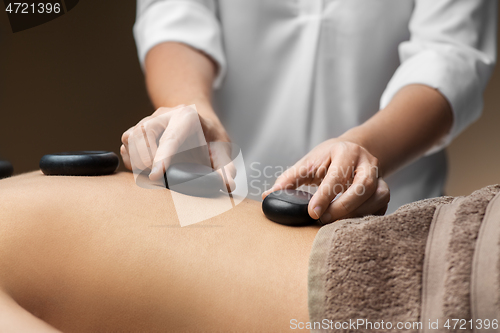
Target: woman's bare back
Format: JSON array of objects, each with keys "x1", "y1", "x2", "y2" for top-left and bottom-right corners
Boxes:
[{"x1": 0, "y1": 172, "x2": 319, "y2": 332}]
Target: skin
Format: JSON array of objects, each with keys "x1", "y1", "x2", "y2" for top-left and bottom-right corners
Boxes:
[{"x1": 0, "y1": 172, "x2": 320, "y2": 332}]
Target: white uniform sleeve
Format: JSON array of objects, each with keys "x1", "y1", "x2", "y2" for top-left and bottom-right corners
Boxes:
[
  {"x1": 380, "y1": 0, "x2": 497, "y2": 154},
  {"x1": 133, "y1": 0, "x2": 226, "y2": 88}
]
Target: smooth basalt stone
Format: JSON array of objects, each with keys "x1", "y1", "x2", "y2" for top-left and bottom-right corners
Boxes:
[
  {"x1": 262, "y1": 189, "x2": 318, "y2": 226},
  {"x1": 40, "y1": 151, "x2": 119, "y2": 176},
  {"x1": 0, "y1": 160, "x2": 13, "y2": 179},
  {"x1": 165, "y1": 162, "x2": 223, "y2": 197}
]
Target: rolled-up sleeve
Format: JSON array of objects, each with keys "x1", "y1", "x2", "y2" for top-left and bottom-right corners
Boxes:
[
  {"x1": 133, "y1": 0, "x2": 226, "y2": 88},
  {"x1": 380, "y1": 0, "x2": 497, "y2": 154}
]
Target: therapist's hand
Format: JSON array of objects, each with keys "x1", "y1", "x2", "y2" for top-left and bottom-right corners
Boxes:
[
  {"x1": 120, "y1": 104, "x2": 236, "y2": 191},
  {"x1": 262, "y1": 139, "x2": 390, "y2": 224}
]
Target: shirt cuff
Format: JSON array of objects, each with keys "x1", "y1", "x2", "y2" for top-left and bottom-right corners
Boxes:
[
  {"x1": 133, "y1": 0, "x2": 226, "y2": 88},
  {"x1": 380, "y1": 42, "x2": 490, "y2": 155}
]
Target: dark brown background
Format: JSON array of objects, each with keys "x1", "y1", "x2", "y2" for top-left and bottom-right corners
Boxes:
[{"x1": 0, "y1": 1, "x2": 499, "y2": 196}]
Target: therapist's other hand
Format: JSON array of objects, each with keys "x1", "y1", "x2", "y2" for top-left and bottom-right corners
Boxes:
[
  {"x1": 121, "y1": 105, "x2": 236, "y2": 190},
  {"x1": 262, "y1": 139, "x2": 390, "y2": 224}
]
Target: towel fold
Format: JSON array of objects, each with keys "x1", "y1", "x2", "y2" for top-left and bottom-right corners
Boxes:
[{"x1": 308, "y1": 185, "x2": 500, "y2": 333}]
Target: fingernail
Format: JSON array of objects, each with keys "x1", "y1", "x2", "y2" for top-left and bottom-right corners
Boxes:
[
  {"x1": 313, "y1": 206, "x2": 322, "y2": 219},
  {"x1": 321, "y1": 213, "x2": 332, "y2": 224},
  {"x1": 263, "y1": 187, "x2": 276, "y2": 197}
]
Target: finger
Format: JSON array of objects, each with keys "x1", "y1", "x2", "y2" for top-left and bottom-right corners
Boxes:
[
  {"x1": 214, "y1": 162, "x2": 236, "y2": 193},
  {"x1": 320, "y1": 161, "x2": 378, "y2": 223},
  {"x1": 121, "y1": 126, "x2": 135, "y2": 147},
  {"x1": 373, "y1": 204, "x2": 389, "y2": 216},
  {"x1": 262, "y1": 162, "x2": 319, "y2": 199},
  {"x1": 265, "y1": 157, "x2": 334, "y2": 199},
  {"x1": 224, "y1": 161, "x2": 237, "y2": 179},
  {"x1": 123, "y1": 104, "x2": 185, "y2": 146},
  {"x1": 132, "y1": 110, "x2": 169, "y2": 133},
  {"x1": 135, "y1": 107, "x2": 188, "y2": 172},
  {"x1": 307, "y1": 154, "x2": 357, "y2": 219},
  {"x1": 149, "y1": 111, "x2": 198, "y2": 180},
  {"x1": 123, "y1": 113, "x2": 170, "y2": 172},
  {"x1": 262, "y1": 170, "x2": 299, "y2": 199},
  {"x1": 130, "y1": 125, "x2": 155, "y2": 169},
  {"x1": 128, "y1": 132, "x2": 148, "y2": 171},
  {"x1": 353, "y1": 178, "x2": 390, "y2": 216},
  {"x1": 120, "y1": 144, "x2": 132, "y2": 170},
  {"x1": 122, "y1": 117, "x2": 154, "y2": 169},
  {"x1": 209, "y1": 142, "x2": 237, "y2": 191},
  {"x1": 321, "y1": 178, "x2": 390, "y2": 224},
  {"x1": 141, "y1": 117, "x2": 169, "y2": 163},
  {"x1": 134, "y1": 115, "x2": 153, "y2": 130},
  {"x1": 218, "y1": 165, "x2": 236, "y2": 193},
  {"x1": 209, "y1": 142, "x2": 232, "y2": 168},
  {"x1": 134, "y1": 105, "x2": 181, "y2": 130}
]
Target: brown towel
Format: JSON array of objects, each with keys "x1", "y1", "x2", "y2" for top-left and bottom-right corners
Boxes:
[
  {"x1": 308, "y1": 185, "x2": 500, "y2": 333},
  {"x1": 471, "y1": 189, "x2": 500, "y2": 333}
]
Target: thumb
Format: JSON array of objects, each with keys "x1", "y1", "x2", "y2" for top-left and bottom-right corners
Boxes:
[{"x1": 262, "y1": 166, "x2": 307, "y2": 199}]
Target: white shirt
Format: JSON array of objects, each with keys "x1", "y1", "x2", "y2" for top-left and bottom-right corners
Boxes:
[{"x1": 134, "y1": 0, "x2": 497, "y2": 212}]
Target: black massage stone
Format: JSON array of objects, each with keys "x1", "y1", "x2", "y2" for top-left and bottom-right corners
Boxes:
[
  {"x1": 40, "y1": 151, "x2": 119, "y2": 176},
  {"x1": 0, "y1": 160, "x2": 13, "y2": 179},
  {"x1": 165, "y1": 163, "x2": 223, "y2": 197},
  {"x1": 262, "y1": 189, "x2": 318, "y2": 226}
]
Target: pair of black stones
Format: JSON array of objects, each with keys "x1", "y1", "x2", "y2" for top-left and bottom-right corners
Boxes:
[
  {"x1": 38, "y1": 152, "x2": 220, "y2": 194},
  {"x1": 38, "y1": 151, "x2": 218, "y2": 190},
  {"x1": 39, "y1": 151, "x2": 317, "y2": 227}
]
